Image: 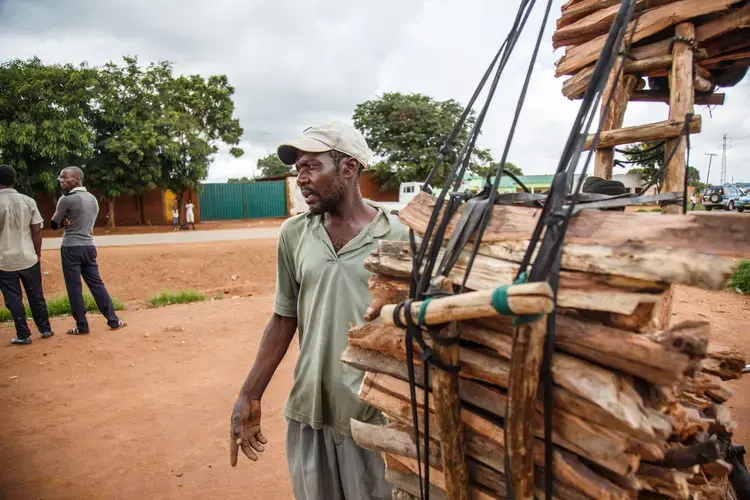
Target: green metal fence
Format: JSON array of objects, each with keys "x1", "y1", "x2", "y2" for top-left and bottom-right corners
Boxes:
[{"x1": 199, "y1": 181, "x2": 287, "y2": 221}]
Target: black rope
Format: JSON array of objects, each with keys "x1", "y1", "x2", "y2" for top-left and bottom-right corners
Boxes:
[{"x1": 614, "y1": 140, "x2": 664, "y2": 155}]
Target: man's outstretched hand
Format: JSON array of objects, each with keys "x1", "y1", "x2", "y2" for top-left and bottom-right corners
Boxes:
[{"x1": 230, "y1": 395, "x2": 267, "y2": 466}]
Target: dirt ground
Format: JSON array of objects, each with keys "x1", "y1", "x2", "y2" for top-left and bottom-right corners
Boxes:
[
  {"x1": 37, "y1": 239, "x2": 280, "y2": 304},
  {"x1": 0, "y1": 239, "x2": 748, "y2": 500},
  {"x1": 42, "y1": 218, "x2": 285, "y2": 238}
]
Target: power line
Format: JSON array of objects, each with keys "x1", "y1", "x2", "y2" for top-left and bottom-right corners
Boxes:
[
  {"x1": 720, "y1": 133, "x2": 732, "y2": 185},
  {"x1": 705, "y1": 152, "x2": 718, "y2": 186}
]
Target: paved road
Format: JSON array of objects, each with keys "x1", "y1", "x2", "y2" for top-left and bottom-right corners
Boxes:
[{"x1": 41, "y1": 227, "x2": 281, "y2": 250}]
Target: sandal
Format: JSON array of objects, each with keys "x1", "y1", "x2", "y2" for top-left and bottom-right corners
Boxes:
[
  {"x1": 110, "y1": 321, "x2": 127, "y2": 331},
  {"x1": 67, "y1": 328, "x2": 89, "y2": 335}
]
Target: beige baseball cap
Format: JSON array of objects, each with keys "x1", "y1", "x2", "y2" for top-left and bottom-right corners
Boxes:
[{"x1": 277, "y1": 120, "x2": 372, "y2": 168}]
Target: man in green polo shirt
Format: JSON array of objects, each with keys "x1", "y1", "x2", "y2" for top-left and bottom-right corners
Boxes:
[{"x1": 229, "y1": 121, "x2": 406, "y2": 499}]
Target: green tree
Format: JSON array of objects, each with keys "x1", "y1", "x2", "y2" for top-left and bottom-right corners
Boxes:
[
  {"x1": 228, "y1": 177, "x2": 252, "y2": 183},
  {"x1": 256, "y1": 153, "x2": 292, "y2": 179},
  {"x1": 687, "y1": 166, "x2": 704, "y2": 191},
  {"x1": 352, "y1": 92, "x2": 494, "y2": 190},
  {"x1": 472, "y1": 160, "x2": 523, "y2": 179},
  {"x1": 0, "y1": 58, "x2": 98, "y2": 195},
  {"x1": 623, "y1": 141, "x2": 665, "y2": 192}
]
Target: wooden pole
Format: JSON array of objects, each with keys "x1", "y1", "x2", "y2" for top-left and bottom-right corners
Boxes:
[
  {"x1": 431, "y1": 277, "x2": 470, "y2": 500},
  {"x1": 662, "y1": 22, "x2": 695, "y2": 215},
  {"x1": 594, "y1": 63, "x2": 638, "y2": 179},
  {"x1": 506, "y1": 316, "x2": 548, "y2": 499}
]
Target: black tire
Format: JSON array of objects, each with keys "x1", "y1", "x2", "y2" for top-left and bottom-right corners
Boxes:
[
  {"x1": 710, "y1": 194, "x2": 721, "y2": 203},
  {"x1": 728, "y1": 201, "x2": 735, "y2": 211},
  {"x1": 739, "y1": 208, "x2": 745, "y2": 213},
  {"x1": 705, "y1": 206, "x2": 713, "y2": 211}
]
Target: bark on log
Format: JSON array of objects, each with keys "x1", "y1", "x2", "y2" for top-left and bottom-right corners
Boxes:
[
  {"x1": 399, "y1": 191, "x2": 750, "y2": 258},
  {"x1": 653, "y1": 442, "x2": 721, "y2": 469},
  {"x1": 628, "y1": 2, "x2": 750, "y2": 61},
  {"x1": 629, "y1": 91, "x2": 725, "y2": 106},
  {"x1": 554, "y1": 0, "x2": 743, "y2": 76},
  {"x1": 506, "y1": 317, "x2": 547, "y2": 499},
  {"x1": 700, "y1": 459, "x2": 733, "y2": 479},
  {"x1": 583, "y1": 115, "x2": 701, "y2": 150},
  {"x1": 595, "y1": 69, "x2": 638, "y2": 179},
  {"x1": 642, "y1": 322, "x2": 709, "y2": 359},
  {"x1": 636, "y1": 463, "x2": 690, "y2": 499},
  {"x1": 662, "y1": 23, "x2": 696, "y2": 216},
  {"x1": 380, "y1": 282, "x2": 554, "y2": 327},
  {"x1": 365, "y1": 274, "x2": 409, "y2": 322},
  {"x1": 702, "y1": 347, "x2": 747, "y2": 380}
]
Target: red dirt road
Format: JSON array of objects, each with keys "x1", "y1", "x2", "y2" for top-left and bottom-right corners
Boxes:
[
  {"x1": 0, "y1": 238, "x2": 748, "y2": 500},
  {"x1": 0, "y1": 296, "x2": 296, "y2": 500}
]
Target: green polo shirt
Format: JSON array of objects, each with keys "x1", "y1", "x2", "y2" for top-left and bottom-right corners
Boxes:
[{"x1": 275, "y1": 202, "x2": 407, "y2": 436}]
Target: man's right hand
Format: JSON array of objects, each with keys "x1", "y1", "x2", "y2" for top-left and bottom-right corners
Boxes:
[{"x1": 229, "y1": 395, "x2": 267, "y2": 466}]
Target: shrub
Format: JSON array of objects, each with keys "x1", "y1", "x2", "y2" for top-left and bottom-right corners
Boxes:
[
  {"x1": 728, "y1": 260, "x2": 750, "y2": 294},
  {"x1": 0, "y1": 294, "x2": 124, "y2": 322}
]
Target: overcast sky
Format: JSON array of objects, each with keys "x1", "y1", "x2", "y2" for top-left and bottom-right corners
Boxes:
[{"x1": 1, "y1": 0, "x2": 748, "y2": 184}]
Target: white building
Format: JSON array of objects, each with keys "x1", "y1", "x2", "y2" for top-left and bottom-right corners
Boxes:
[{"x1": 611, "y1": 173, "x2": 658, "y2": 196}]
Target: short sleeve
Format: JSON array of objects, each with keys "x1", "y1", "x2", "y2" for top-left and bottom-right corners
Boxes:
[
  {"x1": 273, "y1": 229, "x2": 299, "y2": 317},
  {"x1": 29, "y1": 199, "x2": 44, "y2": 226}
]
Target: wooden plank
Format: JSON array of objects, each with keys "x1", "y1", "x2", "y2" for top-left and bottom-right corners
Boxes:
[
  {"x1": 555, "y1": 0, "x2": 742, "y2": 76},
  {"x1": 583, "y1": 115, "x2": 701, "y2": 150},
  {"x1": 629, "y1": 91, "x2": 725, "y2": 106},
  {"x1": 663, "y1": 23, "x2": 696, "y2": 215},
  {"x1": 398, "y1": 192, "x2": 750, "y2": 258},
  {"x1": 506, "y1": 317, "x2": 547, "y2": 499},
  {"x1": 557, "y1": 0, "x2": 620, "y2": 29}
]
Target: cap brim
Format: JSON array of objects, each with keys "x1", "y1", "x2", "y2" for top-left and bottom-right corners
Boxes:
[{"x1": 277, "y1": 137, "x2": 332, "y2": 165}]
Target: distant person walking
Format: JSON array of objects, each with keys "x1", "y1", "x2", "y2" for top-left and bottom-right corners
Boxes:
[
  {"x1": 51, "y1": 167, "x2": 126, "y2": 335},
  {"x1": 0, "y1": 165, "x2": 53, "y2": 345},
  {"x1": 172, "y1": 208, "x2": 180, "y2": 231},
  {"x1": 185, "y1": 199, "x2": 195, "y2": 230},
  {"x1": 690, "y1": 193, "x2": 696, "y2": 211}
]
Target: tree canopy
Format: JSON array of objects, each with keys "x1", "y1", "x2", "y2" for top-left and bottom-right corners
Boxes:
[
  {"x1": 256, "y1": 153, "x2": 292, "y2": 179},
  {"x1": 622, "y1": 141, "x2": 664, "y2": 192},
  {"x1": 0, "y1": 56, "x2": 244, "y2": 228},
  {"x1": 352, "y1": 92, "x2": 501, "y2": 190}
]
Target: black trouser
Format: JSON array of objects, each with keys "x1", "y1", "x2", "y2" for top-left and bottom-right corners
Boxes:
[
  {"x1": 61, "y1": 246, "x2": 119, "y2": 331},
  {"x1": 0, "y1": 262, "x2": 52, "y2": 339}
]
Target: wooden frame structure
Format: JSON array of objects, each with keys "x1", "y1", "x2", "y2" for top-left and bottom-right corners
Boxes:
[{"x1": 555, "y1": 0, "x2": 750, "y2": 214}]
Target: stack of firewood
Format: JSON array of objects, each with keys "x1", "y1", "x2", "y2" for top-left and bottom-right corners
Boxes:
[
  {"x1": 342, "y1": 193, "x2": 750, "y2": 499},
  {"x1": 554, "y1": 0, "x2": 750, "y2": 102}
]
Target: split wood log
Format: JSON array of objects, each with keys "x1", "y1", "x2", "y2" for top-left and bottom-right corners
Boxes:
[
  {"x1": 399, "y1": 191, "x2": 750, "y2": 258},
  {"x1": 652, "y1": 442, "x2": 721, "y2": 469},
  {"x1": 367, "y1": 241, "x2": 667, "y2": 316},
  {"x1": 553, "y1": 0, "x2": 678, "y2": 48},
  {"x1": 506, "y1": 317, "x2": 547, "y2": 499},
  {"x1": 341, "y1": 345, "x2": 665, "y2": 443},
  {"x1": 636, "y1": 463, "x2": 690, "y2": 499},
  {"x1": 583, "y1": 115, "x2": 701, "y2": 150},
  {"x1": 703, "y1": 403, "x2": 737, "y2": 437},
  {"x1": 387, "y1": 469, "x2": 447, "y2": 500},
  {"x1": 629, "y1": 2, "x2": 750, "y2": 61},
  {"x1": 429, "y1": 276, "x2": 470, "y2": 500},
  {"x1": 469, "y1": 315, "x2": 694, "y2": 386},
  {"x1": 557, "y1": 0, "x2": 620, "y2": 29},
  {"x1": 702, "y1": 347, "x2": 747, "y2": 380},
  {"x1": 663, "y1": 22, "x2": 696, "y2": 215},
  {"x1": 365, "y1": 274, "x2": 409, "y2": 322},
  {"x1": 364, "y1": 378, "x2": 633, "y2": 498},
  {"x1": 554, "y1": 0, "x2": 743, "y2": 76},
  {"x1": 380, "y1": 282, "x2": 555, "y2": 327},
  {"x1": 348, "y1": 322, "x2": 664, "y2": 442},
  {"x1": 642, "y1": 322, "x2": 709, "y2": 359},
  {"x1": 368, "y1": 372, "x2": 635, "y2": 470},
  {"x1": 384, "y1": 454, "x2": 500, "y2": 500},
  {"x1": 629, "y1": 91, "x2": 725, "y2": 106},
  {"x1": 595, "y1": 69, "x2": 638, "y2": 178}
]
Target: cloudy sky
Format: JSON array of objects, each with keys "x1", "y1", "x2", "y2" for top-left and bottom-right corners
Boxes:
[{"x1": 1, "y1": 0, "x2": 748, "y2": 184}]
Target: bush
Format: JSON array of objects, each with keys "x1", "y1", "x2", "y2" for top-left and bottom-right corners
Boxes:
[
  {"x1": 149, "y1": 289, "x2": 205, "y2": 307},
  {"x1": 650, "y1": 208, "x2": 662, "y2": 213},
  {"x1": 728, "y1": 260, "x2": 750, "y2": 294},
  {"x1": 637, "y1": 209, "x2": 649, "y2": 213},
  {"x1": 0, "y1": 294, "x2": 124, "y2": 323}
]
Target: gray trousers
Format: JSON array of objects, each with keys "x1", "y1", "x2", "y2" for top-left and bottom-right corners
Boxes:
[{"x1": 286, "y1": 419, "x2": 392, "y2": 500}]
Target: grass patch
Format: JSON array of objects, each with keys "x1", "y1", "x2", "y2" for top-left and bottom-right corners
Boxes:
[
  {"x1": 149, "y1": 289, "x2": 206, "y2": 307},
  {"x1": 728, "y1": 260, "x2": 750, "y2": 295},
  {"x1": 637, "y1": 209, "x2": 649, "y2": 213},
  {"x1": 650, "y1": 208, "x2": 662, "y2": 213},
  {"x1": 0, "y1": 294, "x2": 124, "y2": 323}
]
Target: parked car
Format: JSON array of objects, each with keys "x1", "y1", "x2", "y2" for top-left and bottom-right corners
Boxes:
[
  {"x1": 702, "y1": 185, "x2": 742, "y2": 211},
  {"x1": 737, "y1": 192, "x2": 750, "y2": 213}
]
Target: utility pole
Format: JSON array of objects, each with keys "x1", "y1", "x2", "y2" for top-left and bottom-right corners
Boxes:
[
  {"x1": 720, "y1": 134, "x2": 731, "y2": 185},
  {"x1": 705, "y1": 153, "x2": 718, "y2": 188}
]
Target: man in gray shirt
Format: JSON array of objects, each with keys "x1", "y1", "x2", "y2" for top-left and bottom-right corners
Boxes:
[
  {"x1": 0, "y1": 165, "x2": 53, "y2": 345},
  {"x1": 51, "y1": 167, "x2": 126, "y2": 335}
]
